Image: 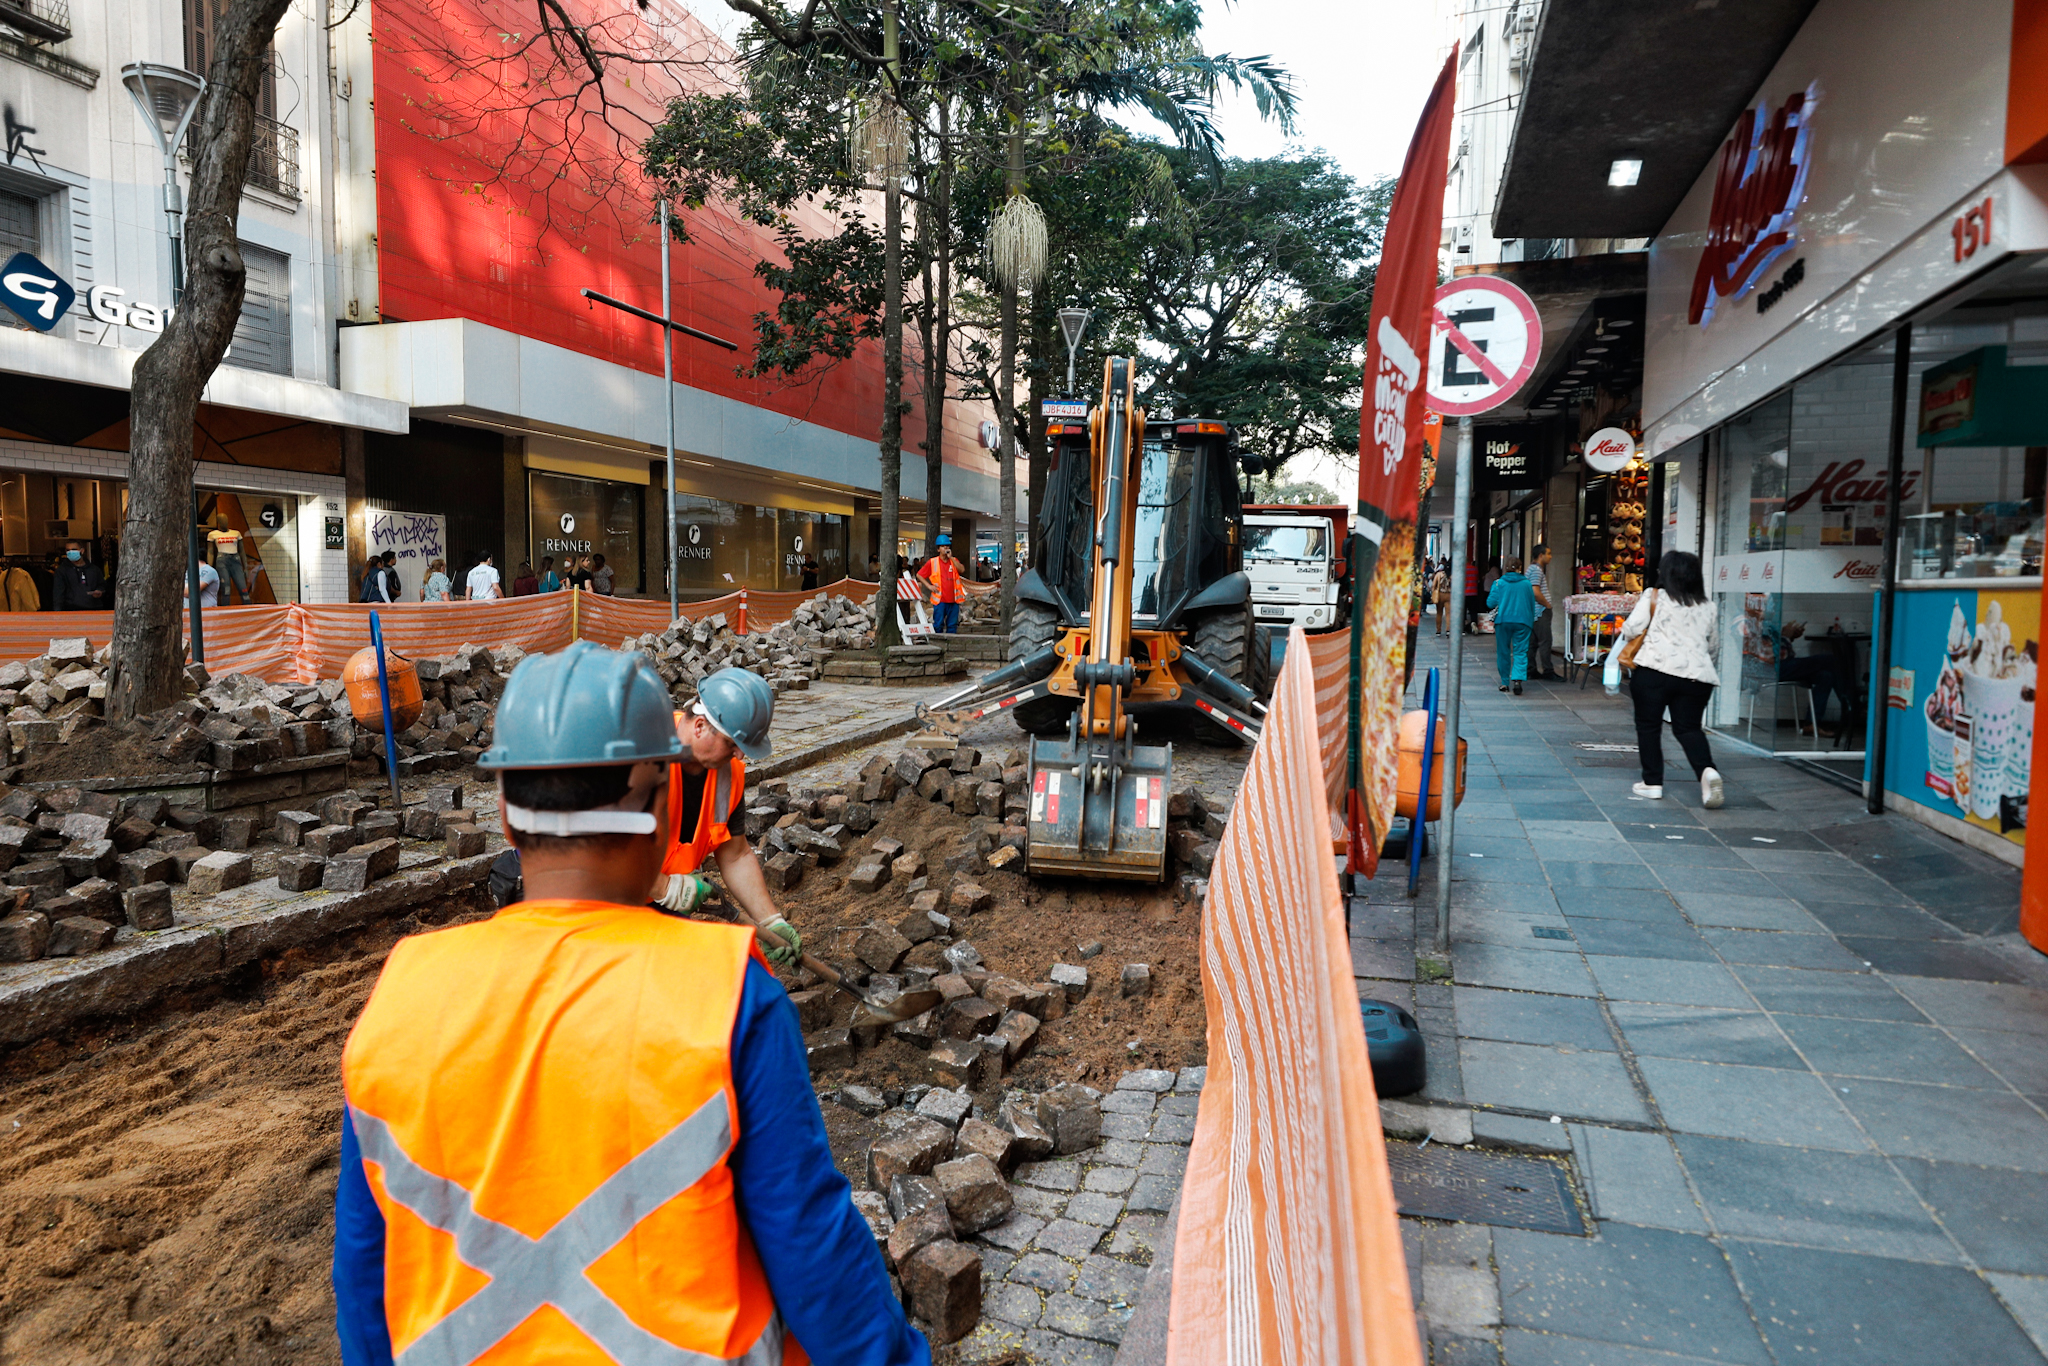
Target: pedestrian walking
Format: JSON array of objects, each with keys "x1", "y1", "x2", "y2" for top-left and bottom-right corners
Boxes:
[
  {"x1": 591, "y1": 553, "x2": 615, "y2": 596},
  {"x1": 800, "y1": 553, "x2": 819, "y2": 591},
  {"x1": 421, "y1": 559, "x2": 452, "y2": 603},
  {"x1": 189, "y1": 559, "x2": 220, "y2": 609},
  {"x1": 1431, "y1": 560, "x2": 1452, "y2": 636},
  {"x1": 466, "y1": 553, "x2": 503, "y2": 601},
  {"x1": 1486, "y1": 556, "x2": 1537, "y2": 694},
  {"x1": 1619, "y1": 550, "x2": 1724, "y2": 808},
  {"x1": 568, "y1": 554, "x2": 596, "y2": 591},
  {"x1": 1462, "y1": 558, "x2": 1481, "y2": 633},
  {"x1": 51, "y1": 542, "x2": 107, "y2": 611},
  {"x1": 512, "y1": 560, "x2": 539, "y2": 596},
  {"x1": 1530, "y1": 545, "x2": 1561, "y2": 679},
  {"x1": 359, "y1": 555, "x2": 393, "y2": 603},
  {"x1": 537, "y1": 555, "x2": 562, "y2": 593},
  {"x1": 332, "y1": 645, "x2": 925, "y2": 1365}
]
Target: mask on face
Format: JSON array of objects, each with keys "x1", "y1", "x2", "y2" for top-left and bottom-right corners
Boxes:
[{"x1": 66, "y1": 550, "x2": 81, "y2": 562}]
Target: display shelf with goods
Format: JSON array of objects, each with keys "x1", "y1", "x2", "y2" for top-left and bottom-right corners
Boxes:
[{"x1": 1576, "y1": 457, "x2": 1651, "y2": 595}]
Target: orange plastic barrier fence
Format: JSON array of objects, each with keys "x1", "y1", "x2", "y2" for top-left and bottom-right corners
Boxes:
[
  {"x1": 291, "y1": 598, "x2": 574, "y2": 683},
  {"x1": 0, "y1": 577, "x2": 901, "y2": 684},
  {"x1": 1305, "y1": 628, "x2": 1354, "y2": 819},
  {"x1": 1169, "y1": 626, "x2": 1420, "y2": 1366}
]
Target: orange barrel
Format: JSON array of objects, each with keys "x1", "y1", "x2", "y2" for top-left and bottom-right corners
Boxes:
[
  {"x1": 343, "y1": 644, "x2": 424, "y2": 731},
  {"x1": 1395, "y1": 708, "x2": 1466, "y2": 820}
]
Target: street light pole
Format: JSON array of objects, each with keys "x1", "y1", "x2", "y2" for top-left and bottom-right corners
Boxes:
[
  {"x1": 121, "y1": 63, "x2": 205, "y2": 307},
  {"x1": 1057, "y1": 306, "x2": 1091, "y2": 394},
  {"x1": 660, "y1": 198, "x2": 678, "y2": 623}
]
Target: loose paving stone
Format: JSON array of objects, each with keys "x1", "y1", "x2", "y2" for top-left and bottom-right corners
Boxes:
[
  {"x1": 1099, "y1": 1113, "x2": 1150, "y2": 1142},
  {"x1": 1062, "y1": 1190, "x2": 1123, "y2": 1227},
  {"x1": 1040, "y1": 1292, "x2": 1130, "y2": 1345},
  {"x1": 1082, "y1": 1165, "x2": 1135, "y2": 1194},
  {"x1": 1007, "y1": 1250, "x2": 1075, "y2": 1293},
  {"x1": 1106, "y1": 1212, "x2": 1166, "y2": 1260},
  {"x1": 1137, "y1": 1143, "x2": 1188, "y2": 1177},
  {"x1": 977, "y1": 1211, "x2": 1047, "y2": 1253},
  {"x1": 1101, "y1": 1090, "x2": 1156, "y2": 1115},
  {"x1": 982, "y1": 1281, "x2": 1042, "y2": 1328},
  {"x1": 1117, "y1": 1069, "x2": 1176, "y2": 1092},
  {"x1": 1015, "y1": 1159, "x2": 1081, "y2": 1192},
  {"x1": 1095, "y1": 1138, "x2": 1144, "y2": 1168},
  {"x1": 1033, "y1": 1218, "x2": 1106, "y2": 1258},
  {"x1": 1127, "y1": 1173, "x2": 1178, "y2": 1214}
]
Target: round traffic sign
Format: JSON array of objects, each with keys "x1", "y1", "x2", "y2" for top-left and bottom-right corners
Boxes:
[{"x1": 1426, "y1": 277, "x2": 1542, "y2": 417}]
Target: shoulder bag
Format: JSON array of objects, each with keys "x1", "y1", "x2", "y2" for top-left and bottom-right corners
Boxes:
[{"x1": 1617, "y1": 589, "x2": 1659, "y2": 670}]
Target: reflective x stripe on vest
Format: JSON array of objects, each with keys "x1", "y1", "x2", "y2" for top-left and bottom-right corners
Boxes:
[{"x1": 352, "y1": 1093, "x2": 781, "y2": 1366}]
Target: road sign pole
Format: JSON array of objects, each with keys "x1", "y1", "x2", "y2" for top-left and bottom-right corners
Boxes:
[{"x1": 1435, "y1": 417, "x2": 1472, "y2": 952}]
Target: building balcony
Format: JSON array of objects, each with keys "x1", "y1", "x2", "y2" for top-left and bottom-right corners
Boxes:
[
  {"x1": 247, "y1": 113, "x2": 300, "y2": 200},
  {"x1": 0, "y1": 0, "x2": 71, "y2": 45}
]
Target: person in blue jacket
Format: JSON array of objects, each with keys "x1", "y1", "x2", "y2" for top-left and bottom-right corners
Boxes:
[{"x1": 1487, "y1": 556, "x2": 1538, "y2": 696}]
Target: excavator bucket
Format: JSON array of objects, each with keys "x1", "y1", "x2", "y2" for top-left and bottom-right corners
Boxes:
[{"x1": 1025, "y1": 735, "x2": 1173, "y2": 882}]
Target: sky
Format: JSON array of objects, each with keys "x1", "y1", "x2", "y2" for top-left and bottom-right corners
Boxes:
[{"x1": 1193, "y1": 0, "x2": 1447, "y2": 190}]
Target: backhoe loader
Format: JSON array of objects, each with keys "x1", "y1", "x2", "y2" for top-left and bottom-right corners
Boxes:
[{"x1": 919, "y1": 357, "x2": 1268, "y2": 881}]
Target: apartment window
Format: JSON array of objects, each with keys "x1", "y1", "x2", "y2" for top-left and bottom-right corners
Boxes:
[
  {"x1": 226, "y1": 242, "x2": 291, "y2": 375},
  {"x1": 182, "y1": 0, "x2": 276, "y2": 114},
  {"x1": 1, "y1": 189, "x2": 41, "y2": 331}
]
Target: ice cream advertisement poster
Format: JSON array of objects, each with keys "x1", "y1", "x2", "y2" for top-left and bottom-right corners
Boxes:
[{"x1": 1881, "y1": 590, "x2": 2038, "y2": 845}]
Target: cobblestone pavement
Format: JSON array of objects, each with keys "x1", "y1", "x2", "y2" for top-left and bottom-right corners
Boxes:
[
  {"x1": 1367, "y1": 631, "x2": 2048, "y2": 1365},
  {"x1": 754, "y1": 679, "x2": 962, "y2": 773},
  {"x1": 959, "y1": 1067, "x2": 1202, "y2": 1365}
]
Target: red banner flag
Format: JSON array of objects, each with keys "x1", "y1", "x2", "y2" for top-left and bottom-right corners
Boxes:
[{"x1": 1348, "y1": 51, "x2": 1458, "y2": 875}]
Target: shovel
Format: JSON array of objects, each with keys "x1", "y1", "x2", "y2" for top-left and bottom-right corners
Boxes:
[{"x1": 735, "y1": 909, "x2": 941, "y2": 1024}]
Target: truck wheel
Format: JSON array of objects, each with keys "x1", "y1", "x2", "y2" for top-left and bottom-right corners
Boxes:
[
  {"x1": 1007, "y1": 600, "x2": 1077, "y2": 736},
  {"x1": 1250, "y1": 623, "x2": 1276, "y2": 700}
]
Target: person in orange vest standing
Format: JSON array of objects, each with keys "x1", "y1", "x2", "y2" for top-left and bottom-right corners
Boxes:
[
  {"x1": 917, "y1": 535, "x2": 964, "y2": 634},
  {"x1": 333, "y1": 641, "x2": 927, "y2": 1365}
]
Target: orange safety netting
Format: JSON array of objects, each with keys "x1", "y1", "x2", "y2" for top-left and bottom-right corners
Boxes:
[
  {"x1": 0, "y1": 579, "x2": 905, "y2": 683},
  {"x1": 1305, "y1": 628, "x2": 1354, "y2": 820},
  {"x1": 1168, "y1": 625, "x2": 1420, "y2": 1366}
]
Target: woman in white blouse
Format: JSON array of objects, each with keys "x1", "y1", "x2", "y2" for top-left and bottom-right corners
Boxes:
[{"x1": 1618, "y1": 551, "x2": 1725, "y2": 808}]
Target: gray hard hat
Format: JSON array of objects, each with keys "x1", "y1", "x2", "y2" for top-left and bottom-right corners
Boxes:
[
  {"x1": 478, "y1": 640, "x2": 684, "y2": 770},
  {"x1": 694, "y1": 666, "x2": 774, "y2": 763}
]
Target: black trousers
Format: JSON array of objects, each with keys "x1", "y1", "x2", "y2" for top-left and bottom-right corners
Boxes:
[{"x1": 1631, "y1": 665, "x2": 1717, "y2": 785}]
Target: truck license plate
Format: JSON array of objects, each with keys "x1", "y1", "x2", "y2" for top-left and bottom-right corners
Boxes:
[{"x1": 1256, "y1": 605, "x2": 1288, "y2": 617}]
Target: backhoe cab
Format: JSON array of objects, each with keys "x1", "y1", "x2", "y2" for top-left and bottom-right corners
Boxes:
[{"x1": 919, "y1": 357, "x2": 1270, "y2": 882}]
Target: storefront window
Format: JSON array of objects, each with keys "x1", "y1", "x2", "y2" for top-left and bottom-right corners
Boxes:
[
  {"x1": 201, "y1": 488, "x2": 300, "y2": 603},
  {"x1": 669, "y1": 498, "x2": 853, "y2": 598},
  {"x1": 530, "y1": 472, "x2": 643, "y2": 593}
]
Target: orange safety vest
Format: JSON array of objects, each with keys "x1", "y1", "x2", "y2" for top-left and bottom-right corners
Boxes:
[
  {"x1": 662, "y1": 751, "x2": 746, "y2": 879},
  {"x1": 917, "y1": 556, "x2": 962, "y2": 604},
  {"x1": 342, "y1": 902, "x2": 805, "y2": 1365}
]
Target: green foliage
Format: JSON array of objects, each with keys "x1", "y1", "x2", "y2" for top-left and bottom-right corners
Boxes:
[{"x1": 1251, "y1": 479, "x2": 1341, "y2": 506}]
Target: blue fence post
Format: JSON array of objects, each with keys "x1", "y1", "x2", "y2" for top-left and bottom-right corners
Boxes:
[{"x1": 369, "y1": 611, "x2": 404, "y2": 811}]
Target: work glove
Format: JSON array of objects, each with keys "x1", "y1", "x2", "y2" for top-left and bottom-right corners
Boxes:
[
  {"x1": 657, "y1": 873, "x2": 715, "y2": 915},
  {"x1": 760, "y1": 917, "x2": 802, "y2": 969}
]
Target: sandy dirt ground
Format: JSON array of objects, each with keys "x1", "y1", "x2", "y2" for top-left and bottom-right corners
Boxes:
[{"x1": 0, "y1": 703, "x2": 1252, "y2": 1364}]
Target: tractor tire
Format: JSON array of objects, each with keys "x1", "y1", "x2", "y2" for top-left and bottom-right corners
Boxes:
[
  {"x1": 1007, "y1": 600, "x2": 1077, "y2": 736},
  {"x1": 1249, "y1": 623, "x2": 1276, "y2": 701},
  {"x1": 1188, "y1": 605, "x2": 1259, "y2": 740}
]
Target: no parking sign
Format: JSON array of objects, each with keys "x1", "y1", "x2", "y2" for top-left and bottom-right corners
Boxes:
[{"x1": 1426, "y1": 276, "x2": 1541, "y2": 417}]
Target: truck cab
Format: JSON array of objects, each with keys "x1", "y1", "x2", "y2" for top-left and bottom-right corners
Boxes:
[{"x1": 1243, "y1": 505, "x2": 1349, "y2": 632}]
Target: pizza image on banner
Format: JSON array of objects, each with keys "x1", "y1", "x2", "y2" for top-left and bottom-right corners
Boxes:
[{"x1": 1347, "y1": 50, "x2": 1457, "y2": 875}]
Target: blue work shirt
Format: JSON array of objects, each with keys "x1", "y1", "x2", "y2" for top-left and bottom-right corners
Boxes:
[
  {"x1": 1486, "y1": 571, "x2": 1538, "y2": 626},
  {"x1": 333, "y1": 958, "x2": 929, "y2": 1366}
]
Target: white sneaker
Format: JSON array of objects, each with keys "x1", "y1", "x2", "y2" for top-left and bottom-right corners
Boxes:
[
  {"x1": 1701, "y1": 767, "x2": 1725, "y2": 809},
  {"x1": 1632, "y1": 782, "x2": 1664, "y2": 799}
]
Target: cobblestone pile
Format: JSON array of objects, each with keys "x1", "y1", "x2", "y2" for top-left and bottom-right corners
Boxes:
[{"x1": 620, "y1": 593, "x2": 876, "y2": 699}]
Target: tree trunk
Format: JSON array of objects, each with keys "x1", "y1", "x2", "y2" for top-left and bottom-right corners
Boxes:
[
  {"x1": 921, "y1": 97, "x2": 951, "y2": 588},
  {"x1": 110, "y1": 0, "x2": 294, "y2": 720},
  {"x1": 995, "y1": 58, "x2": 1024, "y2": 642},
  {"x1": 875, "y1": 170, "x2": 904, "y2": 650}
]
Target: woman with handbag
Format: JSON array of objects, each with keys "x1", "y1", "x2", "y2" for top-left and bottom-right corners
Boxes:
[{"x1": 1617, "y1": 550, "x2": 1724, "y2": 808}]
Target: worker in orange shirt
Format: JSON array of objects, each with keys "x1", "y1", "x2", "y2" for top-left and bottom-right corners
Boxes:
[
  {"x1": 917, "y1": 535, "x2": 964, "y2": 634},
  {"x1": 334, "y1": 641, "x2": 927, "y2": 1365}
]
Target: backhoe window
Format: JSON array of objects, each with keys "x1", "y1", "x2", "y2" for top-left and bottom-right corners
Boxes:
[
  {"x1": 1246, "y1": 524, "x2": 1329, "y2": 561},
  {"x1": 1131, "y1": 440, "x2": 1198, "y2": 621}
]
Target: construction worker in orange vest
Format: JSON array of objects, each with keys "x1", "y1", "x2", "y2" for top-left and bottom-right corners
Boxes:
[
  {"x1": 333, "y1": 640, "x2": 928, "y2": 1365},
  {"x1": 917, "y1": 535, "x2": 963, "y2": 634},
  {"x1": 648, "y1": 666, "x2": 801, "y2": 967}
]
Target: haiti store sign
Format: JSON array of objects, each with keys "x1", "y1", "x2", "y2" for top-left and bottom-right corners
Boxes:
[
  {"x1": 1688, "y1": 82, "x2": 1818, "y2": 328},
  {"x1": 2, "y1": 251, "x2": 179, "y2": 334}
]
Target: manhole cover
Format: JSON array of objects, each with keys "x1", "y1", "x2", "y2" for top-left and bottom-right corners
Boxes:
[
  {"x1": 1572, "y1": 742, "x2": 1639, "y2": 753},
  {"x1": 1385, "y1": 1141, "x2": 1585, "y2": 1234}
]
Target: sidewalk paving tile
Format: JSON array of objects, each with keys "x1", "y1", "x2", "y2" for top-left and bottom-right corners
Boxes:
[
  {"x1": 1833, "y1": 1079, "x2": 2048, "y2": 1172},
  {"x1": 1766, "y1": 871, "x2": 1915, "y2": 907},
  {"x1": 1455, "y1": 986, "x2": 1618, "y2": 1051},
  {"x1": 1838, "y1": 937, "x2": 2027, "y2": 983},
  {"x1": 1569, "y1": 1125, "x2": 1707, "y2": 1233},
  {"x1": 1545, "y1": 861, "x2": 1667, "y2": 890},
  {"x1": 1727, "y1": 1240, "x2": 2045, "y2": 1366},
  {"x1": 1499, "y1": 1328, "x2": 1748, "y2": 1365},
  {"x1": 1585, "y1": 956, "x2": 1751, "y2": 1008},
  {"x1": 1607, "y1": 1003, "x2": 1805, "y2": 1068},
  {"x1": 1653, "y1": 866, "x2": 1777, "y2": 898},
  {"x1": 1492, "y1": 1224, "x2": 1768, "y2": 1364},
  {"x1": 1635, "y1": 1057, "x2": 1870, "y2": 1151},
  {"x1": 1950, "y1": 1027, "x2": 2048, "y2": 1093},
  {"x1": 1566, "y1": 917, "x2": 1718, "y2": 962},
  {"x1": 1523, "y1": 820, "x2": 1626, "y2": 844},
  {"x1": 1454, "y1": 943, "x2": 1599, "y2": 997},
  {"x1": 1774, "y1": 1016, "x2": 2008, "y2": 1089},
  {"x1": 1633, "y1": 843, "x2": 1754, "y2": 870},
  {"x1": 1988, "y1": 1274, "x2": 2048, "y2": 1360},
  {"x1": 1798, "y1": 900, "x2": 1963, "y2": 940},
  {"x1": 1669, "y1": 893, "x2": 1826, "y2": 932},
  {"x1": 1459, "y1": 1039, "x2": 1651, "y2": 1125},
  {"x1": 1731, "y1": 965, "x2": 1928, "y2": 1022},
  {"x1": 1673, "y1": 1134, "x2": 1960, "y2": 1263},
  {"x1": 1893, "y1": 1158, "x2": 2048, "y2": 1275},
  {"x1": 1698, "y1": 928, "x2": 1868, "y2": 972},
  {"x1": 1547, "y1": 888, "x2": 1685, "y2": 922},
  {"x1": 1885, "y1": 977, "x2": 2048, "y2": 1038}
]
